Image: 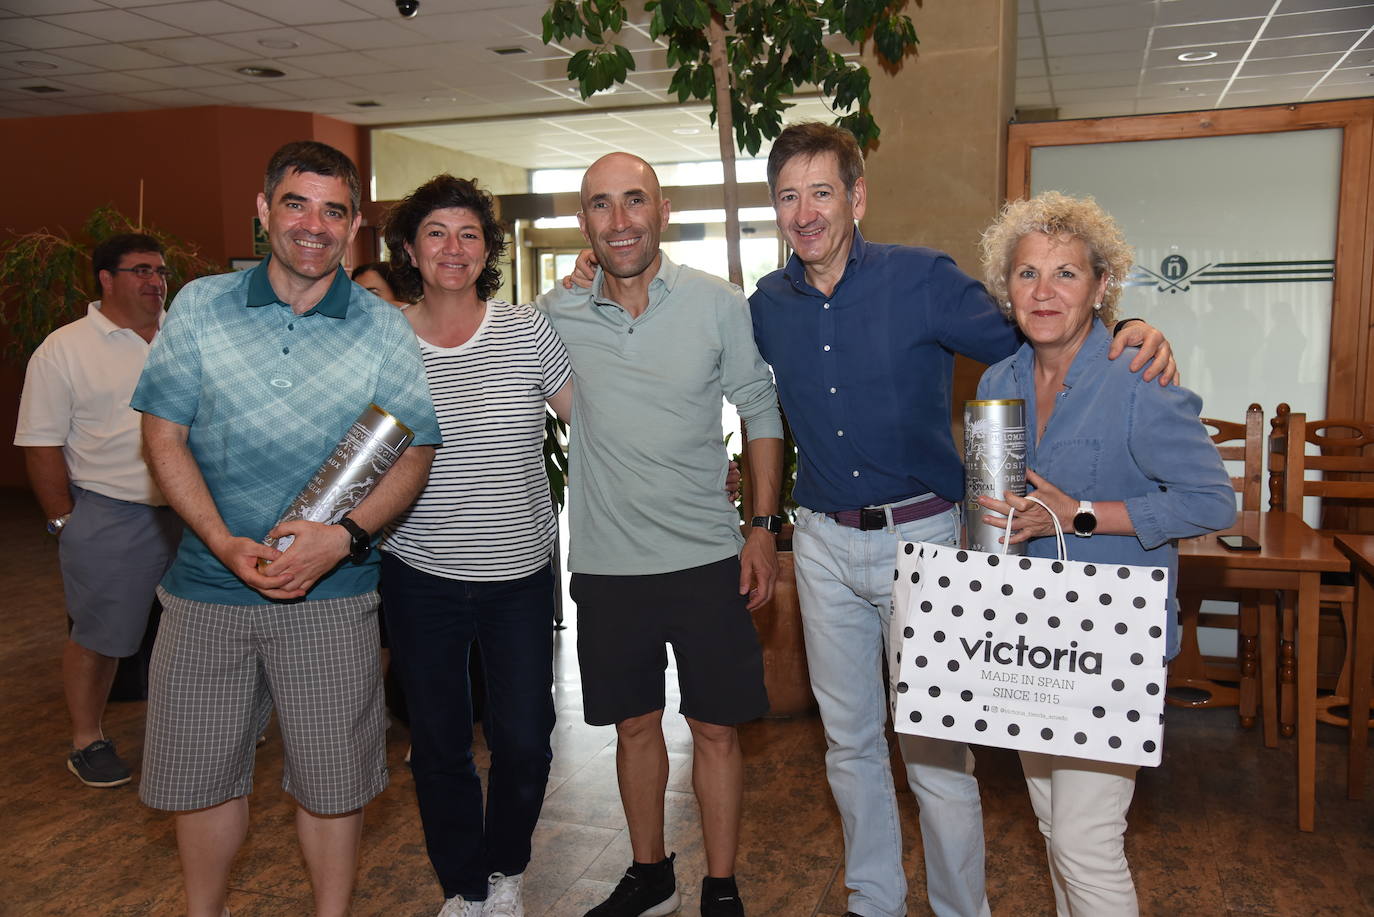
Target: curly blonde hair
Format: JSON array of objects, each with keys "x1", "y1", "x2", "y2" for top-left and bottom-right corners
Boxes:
[{"x1": 979, "y1": 191, "x2": 1133, "y2": 326}]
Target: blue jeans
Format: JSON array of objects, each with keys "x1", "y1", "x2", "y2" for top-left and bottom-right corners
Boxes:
[
  {"x1": 792, "y1": 505, "x2": 989, "y2": 917},
  {"x1": 380, "y1": 554, "x2": 556, "y2": 900}
]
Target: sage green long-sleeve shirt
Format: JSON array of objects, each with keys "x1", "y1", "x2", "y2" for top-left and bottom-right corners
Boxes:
[{"x1": 535, "y1": 254, "x2": 782, "y2": 576}]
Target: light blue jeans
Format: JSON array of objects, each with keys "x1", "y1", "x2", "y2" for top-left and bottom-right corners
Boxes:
[{"x1": 792, "y1": 504, "x2": 990, "y2": 917}]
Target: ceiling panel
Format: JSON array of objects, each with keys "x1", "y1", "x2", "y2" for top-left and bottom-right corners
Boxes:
[
  {"x1": 1, "y1": 17, "x2": 106, "y2": 47},
  {"x1": 1151, "y1": 19, "x2": 1268, "y2": 49},
  {"x1": 0, "y1": 0, "x2": 105, "y2": 13},
  {"x1": 124, "y1": 64, "x2": 240, "y2": 87},
  {"x1": 40, "y1": 8, "x2": 191, "y2": 42},
  {"x1": 135, "y1": 1, "x2": 279, "y2": 34},
  {"x1": 1266, "y1": 7, "x2": 1374, "y2": 40},
  {"x1": 127, "y1": 35, "x2": 252, "y2": 64}
]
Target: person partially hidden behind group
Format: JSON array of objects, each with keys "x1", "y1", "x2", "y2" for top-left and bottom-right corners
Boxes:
[
  {"x1": 975, "y1": 191, "x2": 1234, "y2": 915},
  {"x1": 351, "y1": 260, "x2": 408, "y2": 308}
]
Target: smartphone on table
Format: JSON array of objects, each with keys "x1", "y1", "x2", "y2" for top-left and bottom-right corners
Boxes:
[{"x1": 1217, "y1": 534, "x2": 1261, "y2": 551}]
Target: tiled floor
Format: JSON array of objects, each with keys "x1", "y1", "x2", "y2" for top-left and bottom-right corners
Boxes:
[{"x1": 2, "y1": 485, "x2": 1371, "y2": 916}]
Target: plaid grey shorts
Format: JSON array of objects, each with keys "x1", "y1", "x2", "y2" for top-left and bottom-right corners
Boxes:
[{"x1": 139, "y1": 587, "x2": 388, "y2": 815}]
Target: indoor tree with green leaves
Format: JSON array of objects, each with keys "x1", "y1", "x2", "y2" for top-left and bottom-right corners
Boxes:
[{"x1": 541, "y1": 0, "x2": 918, "y2": 286}]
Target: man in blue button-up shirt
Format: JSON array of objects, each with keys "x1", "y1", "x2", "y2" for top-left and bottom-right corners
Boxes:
[{"x1": 749, "y1": 122, "x2": 1174, "y2": 917}]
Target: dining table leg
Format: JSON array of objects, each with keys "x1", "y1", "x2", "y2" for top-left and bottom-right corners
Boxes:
[
  {"x1": 1349, "y1": 570, "x2": 1374, "y2": 799},
  {"x1": 1260, "y1": 591, "x2": 1279, "y2": 748},
  {"x1": 1281, "y1": 591, "x2": 1296, "y2": 739},
  {"x1": 1298, "y1": 571, "x2": 1318, "y2": 831}
]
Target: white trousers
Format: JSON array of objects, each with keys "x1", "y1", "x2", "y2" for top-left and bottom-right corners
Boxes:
[{"x1": 1019, "y1": 751, "x2": 1140, "y2": 917}]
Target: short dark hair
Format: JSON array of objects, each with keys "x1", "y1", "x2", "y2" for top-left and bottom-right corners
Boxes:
[
  {"x1": 766, "y1": 121, "x2": 866, "y2": 199},
  {"x1": 350, "y1": 261, "x2": 394, "y2": 284},
  {"x1": 382, "y1": 174, "x2": 507, "y2": 303},
  {"x1": 92, "y1": 233, "x2": 164, "y2": 289},
  {"x1": 264, "y1": 140, "x2": 361, "y2": 216}
]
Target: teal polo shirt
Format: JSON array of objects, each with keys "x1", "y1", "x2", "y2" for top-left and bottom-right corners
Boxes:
[
  {"x1": 535, "y1": 254, "x2": 782, "y2": 576},
  {"x1": 132, "y1": 258, "x2": 441, "y2": 605}
]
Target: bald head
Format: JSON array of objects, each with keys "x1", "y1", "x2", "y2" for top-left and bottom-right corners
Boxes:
[
  {"x1": 577, "y1": 152, "x2": 671, "y2": 282},
  {"x1": 580, "y1": 152, "x2": 662, "y2": 210}
]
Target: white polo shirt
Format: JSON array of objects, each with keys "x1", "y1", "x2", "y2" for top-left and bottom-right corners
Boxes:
[{"x1": 14, "y1": 301, "x2": 165, "y2": 505}]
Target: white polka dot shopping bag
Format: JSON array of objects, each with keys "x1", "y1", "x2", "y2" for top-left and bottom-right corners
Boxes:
[{"x1": 889, "y1": 498, "x2": 1169, "y2": 767}]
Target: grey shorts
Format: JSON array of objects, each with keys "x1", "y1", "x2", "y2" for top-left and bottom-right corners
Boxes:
[
  {"x1": 139, "y1": 588, "x2": 388, "y2": 815},
  {"x1": 59, "y1": 487, "x2": 182, "y2": 657}
]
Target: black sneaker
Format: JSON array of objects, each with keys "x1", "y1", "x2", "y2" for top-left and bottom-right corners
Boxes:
[
  {"x1": 67, "y1": 738, "x2": 131, "y2": 788},
  {"x1": 585, "y1": 853, "x2": 680, "y2": 917},
  {"x1": 700, "y1": 876, "x2": 744, "y2": 916}
]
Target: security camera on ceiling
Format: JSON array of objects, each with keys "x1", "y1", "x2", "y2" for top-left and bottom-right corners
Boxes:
[{"x1": 396, "y1": 0, "x2": 419, "y2": 18}]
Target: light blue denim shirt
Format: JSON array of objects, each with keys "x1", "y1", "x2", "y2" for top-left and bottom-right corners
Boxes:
[{"x1": 976, "y1": 319, "x2": 1235, "y2": 658}]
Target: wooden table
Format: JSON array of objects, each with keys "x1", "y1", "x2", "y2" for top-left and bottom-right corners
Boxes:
[
  {"x1": 1178, "y1": 510, "x2": 1347, "y2": 831},
  {"x1": 1334, "y1": 535, "x2": 1374, "y2": 800}
]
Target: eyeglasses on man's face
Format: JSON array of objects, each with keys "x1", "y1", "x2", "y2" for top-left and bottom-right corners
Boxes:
[{"x1": 114, "y1": 265, "x2": 173, "y2": 279}]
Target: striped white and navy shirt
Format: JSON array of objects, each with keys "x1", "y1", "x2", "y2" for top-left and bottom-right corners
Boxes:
[{"x1": 383, "y1": 300, "x2": 572, "y2": 581}]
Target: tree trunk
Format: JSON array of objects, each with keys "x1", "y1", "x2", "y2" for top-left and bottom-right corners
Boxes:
[{"x1": 707, "y1": 11, "x2": 742, "y2": 289}]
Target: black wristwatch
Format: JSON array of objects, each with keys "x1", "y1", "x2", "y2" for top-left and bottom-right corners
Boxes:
[
  {"x1": 1072, "y1": 500, "x2": 1097, "y2": 538},
  {"x1": 750, "y1": 514, "x2": 783, "y2": 535},
  {"x1": 337, "y1": 514, "x2": 372, "y2": 564}
]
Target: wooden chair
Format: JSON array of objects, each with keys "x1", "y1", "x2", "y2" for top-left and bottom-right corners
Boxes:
[
  {"x1": 1169, "y1": 404, "x2": 1278, "y2": 740},
  {"x1": 1268, "y1": 403, "x2": 1374, "y2": 736}
]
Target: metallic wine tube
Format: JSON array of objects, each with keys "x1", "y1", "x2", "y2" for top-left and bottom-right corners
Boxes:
[
  {"x1": 964, "y1": 399, "x2": 1027, "y2": 555},
  {"x1": 263, "y1": 403, "x2": 414, "y2": 557}
]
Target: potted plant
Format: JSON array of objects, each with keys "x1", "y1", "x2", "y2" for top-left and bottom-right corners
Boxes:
[{"x1": 0, "y1": 205, "x2": 222, "y2": 363}]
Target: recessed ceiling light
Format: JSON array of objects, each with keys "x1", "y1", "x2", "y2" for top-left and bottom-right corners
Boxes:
[
  {"x1": 21, "y1": 85, "x2": 63, "y2": 93},
  {"x1": 349, "y1": 100, "x2": 383, "y2": 107},
  {"x1": 672, "y1": 127, "x2": 700, "y2": 135},
  {"x1": 17, "y1": 60, "x2": 58, "y2": 70},
  {"x1": 235, "y1": 65, "x2": 286, "y2": 78},
  {"x1": 489, "y1": 46, "x2": 527, "y2": 56},
  {"x1": 1177, "y1": 50, "x2": 1217, "y2": 62},
  {"x1": 258, "y1": 38, "x2": 300, "y2": 51}
]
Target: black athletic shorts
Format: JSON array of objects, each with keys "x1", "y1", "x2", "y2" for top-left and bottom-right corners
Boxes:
[{"x1": 571, "y1": 556, "x2": 769, "y2": 727}]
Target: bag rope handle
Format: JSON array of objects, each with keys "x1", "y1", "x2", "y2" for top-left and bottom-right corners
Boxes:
[{"x1": 1001, "y1": 494, "x2": 1067, "y2": 561}]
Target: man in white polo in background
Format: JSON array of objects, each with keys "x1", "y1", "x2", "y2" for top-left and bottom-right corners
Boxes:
[{"x1": 15, "y1": 232, "x2": 184, "y2": 788}]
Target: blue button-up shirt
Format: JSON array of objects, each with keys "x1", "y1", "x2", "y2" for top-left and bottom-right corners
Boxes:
[{"x1": 750, "y1": 229, "x2": 1018, "y2": 511}]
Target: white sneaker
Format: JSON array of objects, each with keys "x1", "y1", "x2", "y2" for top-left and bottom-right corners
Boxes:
[
  {"x1": 437, "y1": 894, "x2": 483, "y2": 917},
  {"x1": 483, "y1": 872, "x2": 525, "y2": 917}
]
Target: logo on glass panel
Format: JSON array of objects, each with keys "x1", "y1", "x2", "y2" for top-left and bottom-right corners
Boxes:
[{"x1": 1128, "y1": 255, "x2": 1334, "y2": 294}]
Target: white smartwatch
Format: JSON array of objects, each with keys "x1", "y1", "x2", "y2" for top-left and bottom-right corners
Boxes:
[{"x1": 1072, "y1": 500, "x2": 1097, "y2": 538}]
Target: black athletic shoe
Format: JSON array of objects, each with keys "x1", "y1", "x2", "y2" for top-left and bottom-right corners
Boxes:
[
  {"x1": 700, "y1": 876, "x2": 744, "y2": 916},
  {"x1": 67, "y1": 738, "x2": 131, "y2": 788},
  {"x1": 585, "y1": 853, "x2": 680, "y2": 917}
]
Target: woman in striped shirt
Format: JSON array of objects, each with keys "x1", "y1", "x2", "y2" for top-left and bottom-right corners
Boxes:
[{"x1": 379, "y1": 174, "x2": 572, "y2": 917}]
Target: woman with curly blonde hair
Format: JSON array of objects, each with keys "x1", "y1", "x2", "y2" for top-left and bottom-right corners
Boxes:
[{"x1": 974, "y1": 192, "x2": 1234, "y2": 916}]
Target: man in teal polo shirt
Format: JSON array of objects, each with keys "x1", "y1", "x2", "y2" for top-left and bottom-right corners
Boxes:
[{"x1": 132, "y1": 141, "x2": 439, "y2": 917}]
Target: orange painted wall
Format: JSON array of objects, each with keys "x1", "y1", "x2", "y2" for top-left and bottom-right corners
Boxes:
[{"x1": 1, "y1": 105, "x2": 369, "y2": 490}]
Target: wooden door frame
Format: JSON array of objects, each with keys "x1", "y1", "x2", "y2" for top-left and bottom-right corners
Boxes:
[{"x1": 1006, "y1": 100, "x2": 1374, "y2": 423}]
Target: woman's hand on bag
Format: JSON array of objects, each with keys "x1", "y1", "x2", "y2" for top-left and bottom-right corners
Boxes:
[{"x1": 976, "y1": 470, "x2": 1078, "y2": 543}]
